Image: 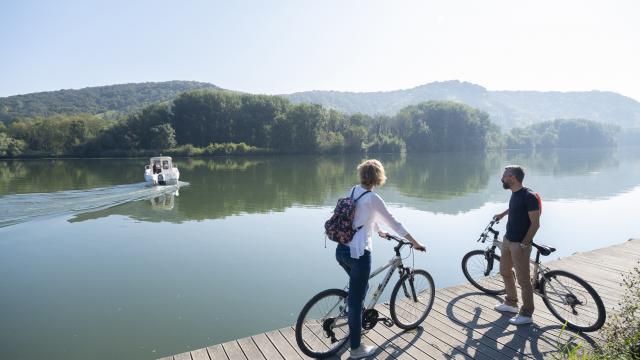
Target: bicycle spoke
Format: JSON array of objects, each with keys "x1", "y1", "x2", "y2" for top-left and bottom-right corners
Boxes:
[
  {"x1": 390, "y1": 270, "x2": 435, "y2": 329},
  {"x1": 295, "y1": 290, "x2": 349, "y2": 357},
  {"x1": 462, "y1": 250, "x2": 505, "y2": 294},
  {"x1": 542, "y1": 271, "x2": 605, "y2": 331}
]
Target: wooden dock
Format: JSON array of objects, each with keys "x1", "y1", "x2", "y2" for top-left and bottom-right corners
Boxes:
[{"x1": 160, "y1": 239, "x2": 639, "y2": 360}]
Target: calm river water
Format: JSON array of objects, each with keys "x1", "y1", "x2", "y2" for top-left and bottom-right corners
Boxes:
[{"x1": 1, "y1": 148, "x2": 639, "y2": 359}]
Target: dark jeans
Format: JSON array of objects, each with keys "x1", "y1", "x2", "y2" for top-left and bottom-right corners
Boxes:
[{"x1": 336, "y1": 244, "x2": 371, "y2": 349}]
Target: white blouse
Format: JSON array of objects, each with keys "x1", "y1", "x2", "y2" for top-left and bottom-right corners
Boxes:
[{"x1": 347, "y1": 185, "x2": 409, "y2": 259}]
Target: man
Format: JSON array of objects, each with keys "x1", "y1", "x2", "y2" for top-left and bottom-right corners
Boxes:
[{"x1": 493, "y1": 165, "x2": 541, "y2": 325}]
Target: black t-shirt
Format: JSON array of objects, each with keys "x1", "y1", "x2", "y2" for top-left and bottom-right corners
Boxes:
[{"x1": 505, "y1": 187, "x2": 540, "y2": 243}]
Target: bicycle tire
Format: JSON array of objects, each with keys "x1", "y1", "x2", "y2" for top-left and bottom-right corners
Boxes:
[
  {"x1": 540, "y1": 269, "x2": 606, "y2": 332},
  {"x1": 295, "y1": 288, "x2": 349, "y2": 358},
  {"x1": 389, "y1": 269, "x2": 435, "y2": 330},
  {"x1": 461, "y1": 249, "x2": 506, "y2": 295}
]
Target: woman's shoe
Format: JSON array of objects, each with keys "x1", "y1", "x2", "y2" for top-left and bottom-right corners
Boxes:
[{"x1": 350, "y1": 344, "x2": 377, "y2": 359}]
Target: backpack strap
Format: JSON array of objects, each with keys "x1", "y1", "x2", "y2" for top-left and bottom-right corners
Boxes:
[{"x1": 354, "y1": 189, "x2": 371, "y2": 202}]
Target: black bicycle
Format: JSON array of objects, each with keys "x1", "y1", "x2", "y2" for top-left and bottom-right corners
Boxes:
[
  {"x1": 295, "y1": 235, "x2": 435, "y2": 358},
  {"x1": 461, "y1": 219, "x2": 606, "y2": 332}
]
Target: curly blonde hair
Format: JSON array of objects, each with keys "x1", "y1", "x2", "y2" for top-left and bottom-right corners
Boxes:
[{"x1": 357, "y1": 159, "x2": 387, "y2": 188}]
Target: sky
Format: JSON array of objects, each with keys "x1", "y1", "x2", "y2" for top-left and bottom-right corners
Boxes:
[{"x1": 1, "y1": 0, "x2": 639, "y2": 100}]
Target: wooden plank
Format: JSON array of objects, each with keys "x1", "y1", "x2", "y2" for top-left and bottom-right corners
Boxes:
[
  {"x1": 425, "y1": 300, "x2": 518, "y2": 360},
  {"x1": 279, "y1": 327, "x2": 313, "y2": 360},
  {"x1": 237, "y1": 337, "x2": 266, "y2": 360},
  {"x1": 545, "y1": 263, "x2": 625, "y2": 299},
  {"x1": 439, "y1": 285, "x2": 605, "y2": 348},
  {"x1": 428, "y1": 291, "x2": 535, "y2": 359},
  {"x1": 174, "y1": 351, "x2": 192, "y2": 360},
  {"x1": 191, "y1": 348, "x2": 211, "y2": 360},
  {"x1": 569, "y1": 253, "x2": 632, "y2": 273},
  {"x1": 206, "y1": 344, "x2": 229, "y2": 360},
  {"x1": 457, "y1": 275, "x2": 611, "y2": 323},
  {"x1": 264, "y1": 330, "x2": 303, "y2": 360},
  {"x1": 362, "y1": 325, "x2": 416, "y2": 360},
  {"x1": 252, "y1": 333, "x2": 285, "y2": 360},
  {"x1": 551, "y1": 259, "x2": 628, "y2": 282},
  {"x1": 436, "y1": 286, "x2": 556, "y2": 356},
  {"x1": 221, "y1": 341, "x2": 247, "y2": 360},
  {"x1": 158, "y1": 356, "x2": 174, "y2": 360},
  {"x1": 376, "y1": 303, "x2": 472, "y2": 360},
  {"x1": 385, "y1": 295, "x2": 513, "y2": 360}
]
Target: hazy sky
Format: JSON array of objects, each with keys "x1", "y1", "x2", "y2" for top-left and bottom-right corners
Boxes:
[{"x1": 1, "y1": 0, "x2": 638, "y2": 100}]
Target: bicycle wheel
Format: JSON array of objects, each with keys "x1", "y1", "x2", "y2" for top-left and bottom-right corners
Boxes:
[
  {"x1": 389, "y1": 269, "x2": 435, "y2": 329},
  {"x1": 541, "y1": 269, "x2": 606, "y2": 332},
  {"x1": 461, "y1": 249, "x2": 506, "y2": 295},
  {"x1": 295, "y1": 288, "x2": 349, "y2": 359}
]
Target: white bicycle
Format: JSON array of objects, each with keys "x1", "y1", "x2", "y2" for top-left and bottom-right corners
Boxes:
[
  {"x1": 461, "y1": 219, "x2": 606, "y2": 332},
  {"x1": 295, "y1": 235, "x2": 435, "y2": 359}
]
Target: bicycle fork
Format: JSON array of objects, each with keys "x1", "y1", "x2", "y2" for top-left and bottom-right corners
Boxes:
[{"x1": 483, "y1": 247, "x2": 497, "y2": 276}]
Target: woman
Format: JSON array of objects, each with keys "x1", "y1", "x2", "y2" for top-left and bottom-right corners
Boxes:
[{"x1": 336, "y1": 159, "x2": 425, "y2": 359}]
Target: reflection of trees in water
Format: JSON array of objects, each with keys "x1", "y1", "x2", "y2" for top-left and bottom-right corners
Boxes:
[
  {"x1": 388, "y1": 152, "x2": 494, "y2": 201},
  {"x1": 68, "y1": 155, "x2": 415, "y2": 223},
  {"x1": 176, "y1": 156, "x2": 356, "y2": 220},
  {"x1": 6, "y1": 148, "x2": 640, "y2": 225},
  {"x1": 510, "y1": 147, "x2": 640, "y2": 201},
  {"x1": 0, "y1": 159, "x2": 141, "y2": 194},
  {"x1": 374, "y1": 148, "x2": 640, "y2": 214},
  {"x1": 178, "y1": 157, "x2": 262, "y2": 172},
  {"x1": 504, "y1": 148, "x2": 619, "y2": 176}
]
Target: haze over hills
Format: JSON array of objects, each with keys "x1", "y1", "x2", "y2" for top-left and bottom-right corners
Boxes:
[
  {"x1": 286, "y1": 80, "x2": 640, "y2": 129},
  {"x1": 1, "y1": 80, "x2": 639, "y2": 130},
  {"x1": 0, "y1": 81, "x2": 218, "y2": 123}
]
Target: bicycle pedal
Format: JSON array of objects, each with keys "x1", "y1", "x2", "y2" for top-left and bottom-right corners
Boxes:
[{"x1": 383, "y1": 319, "x2": 394, "y2": 327}]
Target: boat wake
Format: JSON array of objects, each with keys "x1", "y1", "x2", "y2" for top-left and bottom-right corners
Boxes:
[{"x1": 0, "y1": 181, "x2": 189, "y2": 228}]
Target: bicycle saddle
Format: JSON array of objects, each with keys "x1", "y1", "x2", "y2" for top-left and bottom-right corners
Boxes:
[{"x1": 532, "y1": 243, "x2": 556, "y2": 256}]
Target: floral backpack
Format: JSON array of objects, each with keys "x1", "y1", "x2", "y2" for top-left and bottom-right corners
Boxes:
[{"x1": 325, "y1": 187, "x2": 371, "y2": 244}]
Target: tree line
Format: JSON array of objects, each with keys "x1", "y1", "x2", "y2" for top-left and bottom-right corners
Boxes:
[
  {"x1": 0, "y1": 81, "x2": 217, "y2": 123},
  {"x1": 0, "y1": 89, "x2": 625, "y2": 158}
]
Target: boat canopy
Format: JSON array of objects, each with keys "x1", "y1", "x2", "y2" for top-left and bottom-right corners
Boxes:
[{"x1": 150, "y1": 156, "x2": 173, "y2": 170}]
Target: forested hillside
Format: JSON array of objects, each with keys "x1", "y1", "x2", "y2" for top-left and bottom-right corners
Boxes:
[
  {"x1": 0, "y1": 81, "x2": 218, "y2": 122},
  {"x1": 286, "y1": 80, "x2": 640, "y2": 129}
]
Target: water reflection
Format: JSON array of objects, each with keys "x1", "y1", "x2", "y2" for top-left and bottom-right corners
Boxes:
[
  {"x1": 68, "y1": 189, "x2": 184, "y2": 224},
  {"x1": 150, "y1": 190, "x2": 177, "y2": 211},
  {"x1": 0, "y1": 159, "x2": 142, "y2": 194},
  {"x1": 19, "y1": 147, "x2": 635, "y2": 224}
]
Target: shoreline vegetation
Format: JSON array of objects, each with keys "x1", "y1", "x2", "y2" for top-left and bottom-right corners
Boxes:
[
  {"x1": 0, "y1": 88, "x2": 635, "y2": 159},
  {"x1": 562, "y1": 258, "x2": 640, "y2": 360}
]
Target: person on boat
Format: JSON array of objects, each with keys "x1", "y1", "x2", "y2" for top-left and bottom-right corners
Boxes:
[
  {"x1": 336, "y1": 159, "x2": 426, "y2": 359},
  {"x1": 493, "y1": 165, "x2": 541, "y2": 325},
  {"x1": 153, "y1": 161, "x2": 161, "y2": 174}
]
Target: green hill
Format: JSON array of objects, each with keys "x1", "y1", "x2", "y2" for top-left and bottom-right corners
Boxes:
[
  {"x1": 0, "y1": 81, "x2": 219, "y2": 123},
  {"x1": 285, "y1": 80, "x2": 640, "y2": 129}
]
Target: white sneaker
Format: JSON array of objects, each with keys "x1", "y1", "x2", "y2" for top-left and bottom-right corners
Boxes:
[
  {"x1": 494, "y1": 303, "x2": 519, "y2": 313},
  {"x1": 350, "y1": 344, "x2": 377, "y2": 359},
  {"x1": 509, "y1": 314, "x2": 533, "y2": 325}
]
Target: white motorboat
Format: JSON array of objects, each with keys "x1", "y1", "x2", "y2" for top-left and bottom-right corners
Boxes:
[{"x1": 144, "y1": 156, "x2": 180, "y2": 185}]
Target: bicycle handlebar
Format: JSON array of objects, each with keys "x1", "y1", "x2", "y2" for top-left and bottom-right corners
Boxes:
[
  {"x1": 384, "y1": 233, "x2": 413, "y2": 247},
  {"x1": 477, "y1": 219, "x2": 500, "y2": 243}
]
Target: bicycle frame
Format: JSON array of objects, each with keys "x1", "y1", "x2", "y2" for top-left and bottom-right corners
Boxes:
[
  {"x1": 342, "y1": 238, "x2": 414, "y2": 311},
  {"x1": 363, "y1": 254, "x2": 406, "y2": 309},
  {"x1": 480, "y1": 222, "x2": 577, "y2": 300},
  {"x1": 487, "y1": 238, "x2": 547, "y2": 287}
]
